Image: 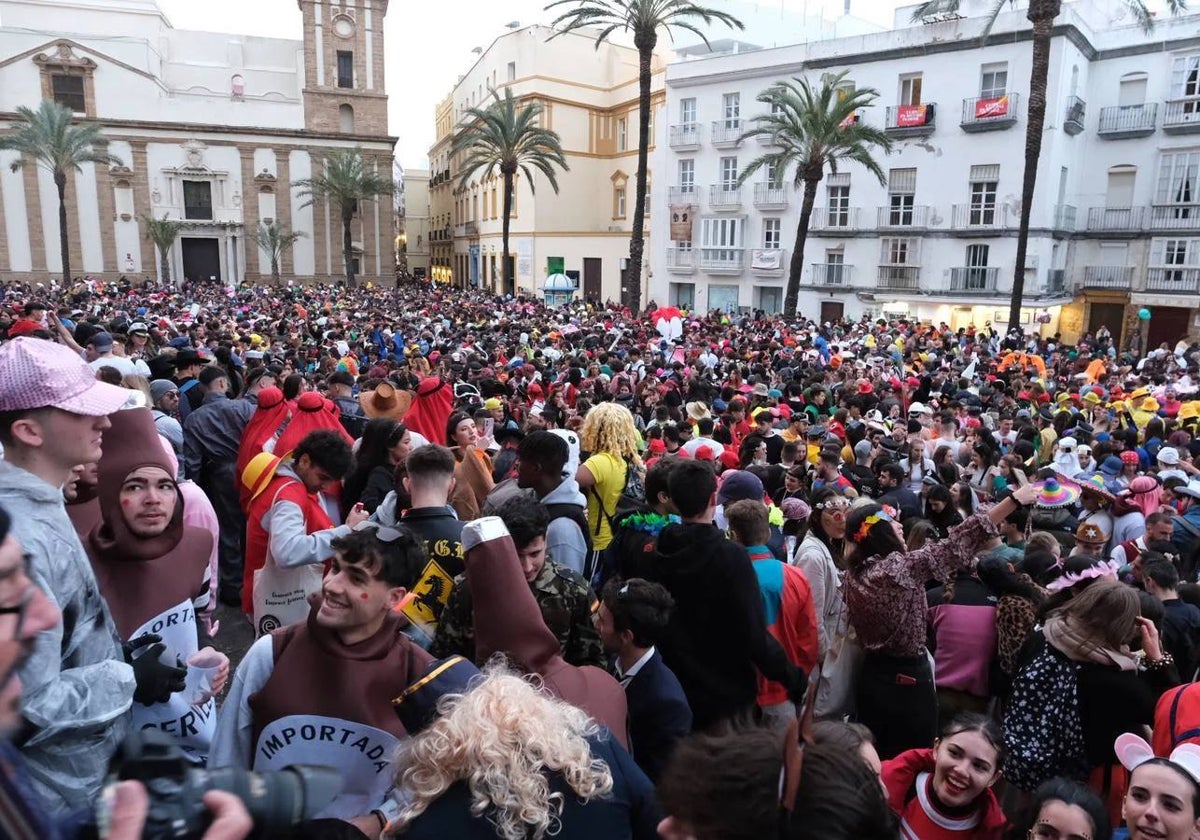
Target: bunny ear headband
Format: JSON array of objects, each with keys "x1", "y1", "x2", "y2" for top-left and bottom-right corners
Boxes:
[{"x1": 1115, "y1": 733, "x2": 1200, "y2": 788}]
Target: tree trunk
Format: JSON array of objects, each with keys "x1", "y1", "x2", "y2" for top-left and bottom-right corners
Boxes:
[
  {"x1": 55, "y1": 169, "x2": 71, "y2": 284},
  {"x1": 502, "y1": 169, "x2": 514, "y2": 296},
  {"x1": 343, "y1": 205, "x2": 356, "y2": 287},
  {"x1": 272, "y1": 255, "x2": 281, "y2": 285},
  {"x1": 159, "y1": 245, "x2": 172, "y2": 288},
  {"x1": 1009, "y1": 1, "x2": 1060, "y2": 334},
  {"x1": 626, "y1": 36, "x2": 655, "y2": 314},
  {"x1": 785, "y1": 173, "x2": 822, "y2": 319}
]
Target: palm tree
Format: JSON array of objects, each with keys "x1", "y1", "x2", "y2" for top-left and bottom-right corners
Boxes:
[
  {"x1": 547, "y1": 0, "x2": 743, "y2": 313},
  {"x1": 738, "y1": 72, "x2": 892, "y2": 319},
  {"x1": 911, "y1": 0, "x2": 1183, "y2": 335},
  {"x1": 250, "y1": 220, "x2": 306, "y2": 285},
  {"x1": 0, "y1": 100, "x2": 121, "y2": 284},
  {"x1": 450, "y1": 87, "x2": 568, "y2": 296},
  {"x1": 293, "y1": 148, "x2": 392, "y2": 287},
  {"x1": 142, "y1": 214, "x2": 188, "y2": 288}
]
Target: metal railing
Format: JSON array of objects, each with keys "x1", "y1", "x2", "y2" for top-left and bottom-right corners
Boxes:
[
  {"x1": 698, "y1": 248, "x2": 745, "y2": 272},
  {"x1": 1097, "y1": 103, "x2": 1157, "y2": 135},
  {"x1": 753, "y1": 183, "x2": 789, "y2": 208},
  {"x1": 951, "y1": 203, "x2": 1011, "y2": 230},
  {"x1": 1046, "y1": 269, "x2": 1066, "y2": 293},
  {"x1": 1086, "y1": 206, "x2": 1146, "y2": 231},
  {"x1": 669, "y1": 124, "x2": 701, "y2": 147},
  {"x1": 709, "y1": 185, "x2": 743, "y2": 207},
  {"x1": 668, "y1": 186, "x2": 698, "y2": 203},
  {"x1": 710, "y1": 120, "x2": 743, "y2": 145},
  {"x1": 1163, "y1": 97, "x2": 1200, "y2": 129},
  {"x1": 885, "y1": 103, "x2": 936, "y2": 132},
  {"x1": 876, "y1": 205, "x2": 931, "y2": 230},
  {"x1": 1063, "y1": 95, "x2": 1086, "y2": 134},
  {"x1": 961, "y1": 93, "x2": 1019, "y2": 128},
  {"x1": 877, "y1": 265, "x2": 920, "y2": 290},
  {"x1": 811, "y1": 263, "x2": 852, "y2": 286},
  {"x1": 1150, "y1": 205, "x2": 1200, "y2": 231},
  {"x1": 1079, "y1": 266, "x2": 1134, "y2": 289},
  {"x1": 809, "y1": 207, "x2": 860, "y2": 231},
  {"x1": 665, "y1": 248, "x2": 695, "y2": 272},
  {"x1": 1147, "y1": 267, "x2": 1200, "y2": 293},
  {"x1": 949, "y1": 267, "x2": 999, "y2": 292}
]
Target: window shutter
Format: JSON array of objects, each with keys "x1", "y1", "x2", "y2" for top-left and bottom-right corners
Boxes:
[
  {"x1": 970, "y1": 164, "x2": 1000, "y2": 182},
  {"x1": 888, "y1": 168, "x2": 917, "y2": 194}
]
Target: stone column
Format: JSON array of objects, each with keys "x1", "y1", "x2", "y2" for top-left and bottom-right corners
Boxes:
[
  {"x1": 129, "y1": 142, "x2": 157, "y2": 280},
  {"x1": 21, "y1": 155, "x2": 46, "y2": 272},
  {"x1": 0, "y1": 164, "x2": 8, "y2": 274},
  {"x1": 64, "y1": 169, "x2": 85, "y2": 280},
  {"x1": 309, "y1": 151, "x2": 329, "y2": 282},
  {"x1": 92, "y1": 145, "x2": 117, "y2": 279},
  {"x1": 239, "y1": 148, "x2": 261, "y2": 282},
  {"x1": 273, "y1": 148, "x2": 294, "y2": 277}
]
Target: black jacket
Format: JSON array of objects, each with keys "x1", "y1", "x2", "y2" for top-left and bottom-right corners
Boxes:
[
  {"x1": 625, "y1": 650, "x2": 692, "y2": 783},
  {"x1": 644, "y1": 522, "x2": 804, "y2": 729},
  {"x1": 1162, "y1": 598, "x2": 1200, "y2": 681}
]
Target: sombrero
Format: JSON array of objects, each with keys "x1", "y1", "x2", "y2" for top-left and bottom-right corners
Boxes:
[
  {"x1": 1077, "y1": 474, "x2": 1115, "y2": 502},
  {"x1": 1033, "y1": 476, "x2": 1080, "y2": 509},
  {"x1": 242, "y1": 451, "x2": 283, "y2": 502},
  {"x1": 358, "y1": 382, "x2": 412, "y2": 419}
]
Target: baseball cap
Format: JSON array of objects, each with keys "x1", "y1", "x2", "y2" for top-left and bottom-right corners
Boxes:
[
  {"x1": 716, "y1": 470, "x2": 764, "y2": 505},
  {"x1": 483, "y1": 397, "x2": 503, "y2": 411},
  {"x1": 1158, "y1": 447, "x2": 1181, "y2": 466},
  {"x1": 88, "y1": 331, "x2": 113, "y2": 352},
  {"x1": 0, "y1": 337, "x2": 129, "y2": 415}
]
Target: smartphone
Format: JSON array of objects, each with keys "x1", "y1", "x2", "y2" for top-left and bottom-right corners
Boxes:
[{"x1": 483, "y1": 418, "x2": 495, "y2": 438}]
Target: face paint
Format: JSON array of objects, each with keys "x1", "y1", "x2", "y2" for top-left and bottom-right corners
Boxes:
[{"x1": 360, "y1": 593, "x2": 369, "y2": 601}]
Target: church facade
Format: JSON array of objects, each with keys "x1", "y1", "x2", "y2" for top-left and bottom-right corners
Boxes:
[{"x1": 0, "y1": 0, "x2": 395, "y2": 286}]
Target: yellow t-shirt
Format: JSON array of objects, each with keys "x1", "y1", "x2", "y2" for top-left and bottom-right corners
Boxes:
[{"x1": 583, "y1": 451, "x2": 626, "y2": 551}]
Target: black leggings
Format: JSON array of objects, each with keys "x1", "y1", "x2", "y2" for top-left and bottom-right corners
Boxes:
[{"x1": 856, "y1": 651, "x2": 937, "y2": 760}]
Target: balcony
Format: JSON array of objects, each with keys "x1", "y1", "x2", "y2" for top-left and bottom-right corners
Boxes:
[
  {"x1": 884, "y1": 103, "x2": 936, "y2": 138},
  {"x1": 876, "y1": 205, "x2": 931, "y2": 231},
  {"x1": 668, "y1": 185, "x2": 699, "y2": 204},
  {"x1": 1078, "y1": 266, "x2": 1133, "y2": 290},
  {"x1": 809, "y1": 207, "x2": 860, "y2": 235},
  {"x1": 1046, "y1": 269, "x2": 1067, "y2": 294},
  {"x1": 1086, "y1": 206, "x2": 1146, "y2": 234},
  {"x1": 710, "y1": 120, "x2": 743, "y2": 148},
  {"x1": 709, "y1": 185, "x2": 743, "y2": 210},
  {"x1": 1063, "y1": 95, "x2": 1086, "y2": 135},
  {"x1": 698, "y1": 248, "x2": 745, "y2": 274},
  {"x1": 464, "y1": 220, "x2": 479, "y2": 236},
  {"x1": 1163, "y1": 97, "x2": 1200, "y2": 134},
  {"x1": 810, "y1": 263, "x2": 853, "y2": 287},
  {"x1": 960, "y1": 93, "x2": 1019, "y2": 132},
  {"x1": 665, "y1": 248, "x2": 695, "y2": 275},
  {"x1": 1097, "y1": 103, "x2": 1157, "y2": 138},
  {"x1": 877, "y1": 265, "x2": 921, "y2": 291},
  {"x1": 750, "y1": 248, "x2": 787, "y2": 277},
  {"x1": 1147, "y1": 267, "x2": 1200, "y2": 293},
  {"x1": 949, "y1": 267, "x2": 1000, "y2": 293},
  {"x1": 951, "y1": 203, "x2": 1012, "y2": 231},
  {"x1": 1150, "y1": 204, "x2": 1200, "y2": 231},
  {"x1": 669, "y1": 123, "x2": 702, "y2": 149},
  {"x1": 753, "y1": 183, "x2": 789, "y2": 209},
  {"x1": 1053, "y1": 205, "x2": 1076, "y2": 233}
]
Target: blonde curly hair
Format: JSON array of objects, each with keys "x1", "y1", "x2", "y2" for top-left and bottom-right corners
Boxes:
[
  {"x1": 579, "y1": 402, "x2": 642, "y2": 464},
  {"x1": 388, "y1": 664, "x2": 614, "y2": 840}
]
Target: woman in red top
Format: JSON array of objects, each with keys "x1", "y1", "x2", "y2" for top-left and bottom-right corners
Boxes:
[{"x1": 882, "y1": 713, "x2": 1007, "y2": 840}]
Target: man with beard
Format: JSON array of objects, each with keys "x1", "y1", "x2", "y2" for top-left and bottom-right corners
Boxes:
[
  {"x1": 84, "y1": 407, "x2": 228, "y2": 763},
  {"x1": 211, "y1": 524, "x2": 432, "y2": 830}
]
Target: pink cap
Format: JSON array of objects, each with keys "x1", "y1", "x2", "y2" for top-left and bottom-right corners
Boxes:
[{"x1": 0, "y1": 337, "x2": 130, "y2": 415}]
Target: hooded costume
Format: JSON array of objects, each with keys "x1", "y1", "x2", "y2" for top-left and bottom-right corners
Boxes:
[
  {"x1": 84, "y1": 408, "x2": 215, "y2": 763},
  {"x1": 273, "y1": 391, "x2": 352, "y2": 460},
  {"x1": 235, "y1": 386, "x2": 291, "y2": 510},
  {"x1": 404, "y1": 377, "x2": 454, "y2": 447}
]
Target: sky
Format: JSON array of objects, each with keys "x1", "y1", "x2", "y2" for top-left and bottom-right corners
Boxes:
[{"x1": 155, "y1": 0, "x2": 915, "y2": 169}]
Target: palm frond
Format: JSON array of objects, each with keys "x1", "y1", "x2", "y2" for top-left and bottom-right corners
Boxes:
[{"x1": 450, "y1": 86, "x2": 568, "y2": 193}]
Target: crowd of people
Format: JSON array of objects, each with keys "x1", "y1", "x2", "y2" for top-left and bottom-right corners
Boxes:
[{"x1": 4, "y1": 273, "x2": 1200, "y2": 839}]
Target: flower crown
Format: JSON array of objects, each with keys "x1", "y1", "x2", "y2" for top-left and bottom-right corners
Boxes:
[
  {"x1": 850, "y1": 506, "x2": 895, "y2": 544},
  {"x1": 1045, "y1": 558, "x2": 1122, "y2": 593}
]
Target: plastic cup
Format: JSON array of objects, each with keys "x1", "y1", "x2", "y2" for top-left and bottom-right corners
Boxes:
[{"x1": 185, "y1": 650, "x2": 223, "y2": 706}]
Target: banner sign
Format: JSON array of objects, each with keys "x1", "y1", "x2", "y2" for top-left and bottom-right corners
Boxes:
[
  {"x1": 669, "y1": 204, "x2": 696, "y2": 242},
  {"x1": 975, "y1": 95, "x2": 1009, "y2": 119},
  {"x1": 839, "y1": 112, "x2": 860, "y2": 130},
  {"x1": 751, "y1": 249, "x2": 783, "y2": 271},
  {"x1": 896, "y1": 104, "x2": 929, "y2": 127}
]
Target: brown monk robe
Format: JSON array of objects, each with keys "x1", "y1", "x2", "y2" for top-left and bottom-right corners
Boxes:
[{"x1": 462, "y1": 516, "x2": 629, "y2": 748}]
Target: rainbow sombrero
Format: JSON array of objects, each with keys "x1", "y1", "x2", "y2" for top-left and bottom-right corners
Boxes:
[
  {"x1": 1033, "y1": 477, "x2": 1080, "y2": 509},
  {"x1": 242, "y1": 450, "x2": 283, "y2": 503}
]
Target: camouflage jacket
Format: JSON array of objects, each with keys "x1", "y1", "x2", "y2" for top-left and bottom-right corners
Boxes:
[{"x1": 430, "y1": 556, "x2": 604, "y2": 668}]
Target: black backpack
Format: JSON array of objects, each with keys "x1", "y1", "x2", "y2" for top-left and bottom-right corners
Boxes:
[{"x1": 545, "y1": 502, "x2": 593, "y2": 555}]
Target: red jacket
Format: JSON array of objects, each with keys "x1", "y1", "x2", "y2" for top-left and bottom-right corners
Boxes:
[
  {"x1": 242, "y1": 471, "x2": 334, "y2": 614},
  {"x1": 883, "y1": 749, "x2": 1006, "y2": 840}
]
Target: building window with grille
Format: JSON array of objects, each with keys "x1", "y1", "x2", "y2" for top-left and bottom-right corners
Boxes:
[
  {"x1": 763, "y1": 218, "x2": 781, "y2": 249},
  {"x1": 678, "y1": 159, "x2": 695, "y2": 193},
  {"x1": 826, "y1": 179, "x2": 851, "y2": 227},
  {"x1": 900, "y1": 73, "x2": 923, "y2": 106},
  {"x1": 965, "y1": 243, "x2": 990, "y2": 289},
  {"x1": 980, "y1": 63, "x2": 1007, "y2": 99},
  {"x1": 183, "y1": 180, "x2": 213, "y2": 220},
  {"x1": 888, "y1": 167, "x2": 917, "y2": 226},
  {"x1": 969, "y1": 165, "x2": 999, "y2": 225},
  {"x1": 826, "y1": 249, "x2": 845, "y2": 284},
  {"x1": 617, "y1": 118, "x2": 628, "y2": 151},
  {"x1": 1156, "y1": 151, "x2": 1200, "y2": 222},
  {"x1": 50, "y1": 74, "x2": 86, "y2": 113},
  {"x1": 720, "y1": 157, "x2": 739, "y2": 190},
  {"x1": 614, "y1": 185, "x2": 627, "y2": 219},
  {"x1": 701, "y1": 216, "x2": 744, "y2": 268},
  {"x1": 507, "y1": 61, "x2": 516, "y2": 82},
  {"x1": 337, "y1": 51, "x2": 354, "y2": 88},
  {"x1": 680, "y1": 97, "x2": 697, "y2": 127},
  {"x1": 722, "y1": 92, "x2": 740, "y2": 127}
]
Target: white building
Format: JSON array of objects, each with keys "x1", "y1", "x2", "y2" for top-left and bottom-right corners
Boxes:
[
  {"x1": 649, "y1": 0, "x2": 1200, "y2": 348},
  {"x1": 0, "y1": 0, "x2": 395, "y2": 286},
  {"x1": 400, "y1": 167, "x2": 430, "y2": 279},
  {"x1": 428, "y1": 24, "x2": 664, "y2": 302}
]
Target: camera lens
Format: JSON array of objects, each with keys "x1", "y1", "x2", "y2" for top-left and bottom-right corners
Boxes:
[{"x1": 205, "y1": 764, "x2": 343, "y2": 827}]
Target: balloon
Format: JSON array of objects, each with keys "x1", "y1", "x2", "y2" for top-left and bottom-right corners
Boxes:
[{"x1": 1138, "y1": 308, "x2": 1151, "y2": 321}]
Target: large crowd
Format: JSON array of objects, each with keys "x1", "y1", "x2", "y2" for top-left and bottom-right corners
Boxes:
[{"x1": 3, "y1": 274, "x2": 1200, "y2": 839}]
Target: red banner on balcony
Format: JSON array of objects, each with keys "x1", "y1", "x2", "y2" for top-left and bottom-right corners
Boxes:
[
  {"x1": 975, "y1": 95, "x2": 1009, "y2": 119},
  {"x1": 839, "y1": 112, "x2": 859, "y2": 130},
  {"x1": 896, "y1": 104, "x2": 928, "y2": 127}
]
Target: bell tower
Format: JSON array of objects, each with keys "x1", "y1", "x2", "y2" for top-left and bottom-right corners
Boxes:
[{"x1": 298, "y1": 0, "x2": 389, "y2": 136}]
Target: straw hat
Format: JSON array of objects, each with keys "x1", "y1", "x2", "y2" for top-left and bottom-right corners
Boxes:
[
  {"x1": 358, "y1": 382, "x2": 412, "y2": 419},
  {"x1": 241, "y1": 451, "x2": 283, "y2": 502},
  {"x1": 1033, "y1": 476, "x2": 1080, "y2": 509},
  {"x1": 686, "y1": 401, "x2": 712, "y2": 422}
]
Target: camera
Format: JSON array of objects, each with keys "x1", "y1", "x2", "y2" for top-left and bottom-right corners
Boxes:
[{"x1": 99, "y1": 729, "x2": 342, "y2": 840}]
